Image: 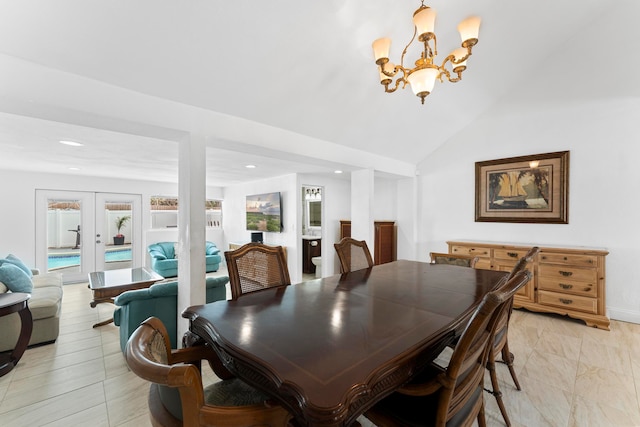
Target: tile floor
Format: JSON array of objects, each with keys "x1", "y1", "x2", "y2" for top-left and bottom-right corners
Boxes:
[{"x1": 1, "y1": 280, "x2": 640, "y2": 426}]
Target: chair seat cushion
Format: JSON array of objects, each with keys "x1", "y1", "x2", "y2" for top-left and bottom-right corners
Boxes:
[
  {"x1": 367, "y1": 383, "x2": 483, "y2": 427},
  {"x1": 204, "y1": 378, "x2": 270, "y2": 406},
  {"x1": 158, "y1": 378, "x2": 270, "y2": 421}
]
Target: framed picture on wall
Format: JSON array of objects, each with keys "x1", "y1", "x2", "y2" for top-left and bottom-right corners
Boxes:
[{"x1": 475, "y1": 151, "x2": 569, "y2": 223}]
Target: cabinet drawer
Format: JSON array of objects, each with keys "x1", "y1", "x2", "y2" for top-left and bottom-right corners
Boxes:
[
  {"x1": 450, "y1": 245, "x2": 491, "y2": 258},
  {"x1": 474, "y1": 259, "x2": 492, "y2": 270},
  {"x1": 538, "y1": 252, "x2": 598, "y2": 267},
  {"x1": 537, "y1": 290, "x2": 597, "y2": 314},
  {"x1": 538, "y1": 277, "x2": 597, "y2": 298},
  {"x1": 494, "y1": 248, "x2": 529, "y2": 261},
  {"x1": 538, "y1": 265, "x2": 597, "y2": 283}
]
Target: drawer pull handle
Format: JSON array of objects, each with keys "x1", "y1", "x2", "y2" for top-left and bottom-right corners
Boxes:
[
  {"x1": 559, "y1": 271, "x2": 573, "y2": 277},
  {"x1": 507, "y1": 252, "x2": 518, "y2": 258},
  {"x1": 559, "y1": 283, "x2": 573, "y2": 290},
  {"x1": 559, "y1": 298, "x2": 573, "y2": 305}
]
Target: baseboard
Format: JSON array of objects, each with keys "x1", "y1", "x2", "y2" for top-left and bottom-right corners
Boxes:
[{"x1": 607, "y1": 307, "x2": 640, "y2": 325}]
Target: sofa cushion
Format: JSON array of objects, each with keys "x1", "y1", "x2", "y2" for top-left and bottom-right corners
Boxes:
[
  {"x1": 32, "y1": 272, "x2": 63, "y2": 289},
  {"x1": 0, "y1": 263, "x2": 33, "y2": 293},
  {"x1": 1, "y1": 254, "x2": 33, "y2": 278},
  {"x1": 29, "y1": 285, "x2": 63, "y2": 320}
]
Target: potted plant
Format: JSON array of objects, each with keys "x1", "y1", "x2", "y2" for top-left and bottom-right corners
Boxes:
[{"x1": 113, "y1": 215, "x2": 131, "y2": 245}]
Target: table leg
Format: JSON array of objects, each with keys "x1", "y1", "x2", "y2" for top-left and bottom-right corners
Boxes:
[
  {"x1": 0, "y1": 306, "x2": 33, "y2": 377},
  {"x1": 90, "y1": 297, "x2": 115, "y2": 328}
]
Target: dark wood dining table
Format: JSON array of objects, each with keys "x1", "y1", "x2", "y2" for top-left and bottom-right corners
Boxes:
[{"x1": 182, "y1": 260, "x2": 507, "y2": 427}]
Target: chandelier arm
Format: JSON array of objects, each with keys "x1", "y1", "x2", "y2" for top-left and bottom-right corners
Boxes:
[
  {"x1": 439, "y1": 46, "x2": 472, "y2": 70},
  {"x1": 400, "y1": 26, "x2": 418, "y2": 69},
  {"x1": 384, "y1": 77, "x2": 405, "y2": 94},
  {"x1": 439, "y1": 67, "x2": 462, "y2": 83}
]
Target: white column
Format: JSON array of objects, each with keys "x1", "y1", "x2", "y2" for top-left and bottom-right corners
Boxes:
[
  {"x1": 176, "y1": 133, "x2": 207, "y2": 346},
  {"x1": 350, "y1": 169, "x2": 375, "y2": 246}
]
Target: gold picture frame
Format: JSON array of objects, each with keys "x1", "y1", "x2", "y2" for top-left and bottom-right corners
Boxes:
[{"x1": 475, "y1": 151, "x2": 569, "y2": 223}]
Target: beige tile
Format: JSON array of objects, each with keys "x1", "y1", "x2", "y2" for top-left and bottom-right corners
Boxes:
[
  {"x1": 0, "y1": 358, "x2": 106, "y2": 413},
  {"x1": 579, "y1": 340, "x2": 631, "y2": 376},
  {"x1": 103, "y1": 371, "x2": 152, "y2": 426},
  {"x1": 534, "y1": 330, "x2": 582, "y2": 361},
  {"x1": 42, "y1": 403, "x2": 109, "y2": 427},
  {"x1": 114, "y1": 411, "x2": 153, "y2": 427},
  {"x1": 570, "y1": 394, "x2": 640, "y2": 427},
  {"x1": 501, "y1": 375, "x2": 572, "y2": 427},
  {"x1": 574, "y1": 362, "x2": 638, "y2": 414},
  {"x1": 11, "y1": 346, "x2": 104, "y2": 380},
  {"x1": 520, "y1": 349, "x2": 578, "y2": 394},
  {"x1": 0, "y1": 383, "x2": 106, "y2": 427}
]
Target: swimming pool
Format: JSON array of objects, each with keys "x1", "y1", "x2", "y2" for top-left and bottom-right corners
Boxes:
[{"x1": 48, "y1": 248, "x2": 132, "y2": 269}]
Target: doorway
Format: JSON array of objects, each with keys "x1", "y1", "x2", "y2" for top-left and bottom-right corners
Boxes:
[
  {"x1": 35, "y1": 190, "x2": 142, "y2": 283},
  {"x1": 301, "y1": 185, "x2": 324, "y2": 281}
]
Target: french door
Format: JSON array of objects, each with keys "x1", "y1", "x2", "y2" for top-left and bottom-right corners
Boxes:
[{"x1": 35, "y1": 190, "x2": 142, "y2": 283}]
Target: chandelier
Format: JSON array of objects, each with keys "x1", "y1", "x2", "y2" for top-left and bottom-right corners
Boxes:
[{"x1": 372, "y1": 1, "x2": 481, "y2": 104}]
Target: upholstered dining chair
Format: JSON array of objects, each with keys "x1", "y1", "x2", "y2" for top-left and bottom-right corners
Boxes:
[
  {"x1": 429, "y1": 252, "x2": 479, "y2": 268},
  {"x1": 333, "y1": 237, "x2": 374, "y2": 273},
  {"x1": 364, "y1": 270, "x2": 532, "y2": 427},
  {"x1": 224, "y1": 243, "x2": 291, "y2": 300},
  {"x1": 485, "y1": 246, "x2": 540, "y2": 426},
  {"x1": 124, "y1": 317, "x2": 292, "y2": 427}
]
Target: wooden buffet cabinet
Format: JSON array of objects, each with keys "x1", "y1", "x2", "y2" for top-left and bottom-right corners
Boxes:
[
  {"x1": 447, "y1": 240, "x2": 610, "y2": 330},
  {"x1": 340, "y1": 220, "x2": 396, "y2": 265}
]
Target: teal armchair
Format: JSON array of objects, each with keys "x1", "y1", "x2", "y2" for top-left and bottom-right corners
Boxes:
[
  {"x1": 113, "y1": 275, "x2": 228, "y2": 352},
  {"x1": 147, "y1": 241, "x2": 222, "y2": 278}
]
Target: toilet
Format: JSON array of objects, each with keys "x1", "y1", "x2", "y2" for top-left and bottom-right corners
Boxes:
[{"x1": 311, "y1": 256, "x2": 322, "y2": 278}]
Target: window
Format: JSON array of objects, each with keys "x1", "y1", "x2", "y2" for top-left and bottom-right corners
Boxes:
[{"x1": 150, "y1": 197, "x2": 222, "y2": 229}]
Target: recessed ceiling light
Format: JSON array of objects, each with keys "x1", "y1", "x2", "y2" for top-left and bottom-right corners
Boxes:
[
  {"x1": 245, "y1": 165, "x2": 256, "y2": 169},
  {"x1": 59, "y1": 140, "x2": 84, "y2": 147},
  {"x1": 334, "y1": 170, "x2": 343, "y2": 174}
]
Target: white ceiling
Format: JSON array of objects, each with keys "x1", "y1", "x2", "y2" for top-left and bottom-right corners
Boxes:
[{"x1": 0, "y1": 0, "x2": 619, "y2": 186}]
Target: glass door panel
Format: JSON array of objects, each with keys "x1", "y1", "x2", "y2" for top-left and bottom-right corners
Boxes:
[{"x1": 95, "y1": 193, "x2": 141, "y2": 272}]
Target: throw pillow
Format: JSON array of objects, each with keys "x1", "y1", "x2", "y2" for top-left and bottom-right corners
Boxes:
[
  {"x1": 173, "y1": 243, "x2": 179, "y2": 259},
  {"x1": 0, "y1": 281, "x2": 8, "y2": 293},
  {"x1": 1, "y1": 254, "x2": 33, "y2": 278},
  {"x1": 0, "y1": 263, "x2": 33, "y2": 293}
]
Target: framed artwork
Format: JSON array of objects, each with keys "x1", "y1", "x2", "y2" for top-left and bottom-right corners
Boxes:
[{"x1": 475, "y1": 151, "x2": 569, "y2": 224}]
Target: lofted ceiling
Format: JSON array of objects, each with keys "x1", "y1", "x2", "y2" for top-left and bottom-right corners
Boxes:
[{"x1": 0, "y1": 0, "x2": 618, "y2": 186}]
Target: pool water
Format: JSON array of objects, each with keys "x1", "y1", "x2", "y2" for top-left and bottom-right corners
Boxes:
[{"x1": 48, "y1": 248, "x2": 132, "y2": 269}]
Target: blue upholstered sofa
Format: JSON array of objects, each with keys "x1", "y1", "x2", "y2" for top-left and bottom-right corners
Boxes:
[
  {"x1": 147, "y1": 241, "x2": 222, "y2": 278},
  {"x1": 112, "y1": 275, "x2": 228, "y2": 351}
]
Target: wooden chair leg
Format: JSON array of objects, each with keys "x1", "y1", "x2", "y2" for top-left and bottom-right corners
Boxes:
[
  {"x1": 477, "y1": 400, "x2": 487, "y2": 427},
  {"x1": 501, "y1": 340, "x2": 522, "y2": 391},
  {"x1": 487, "y1": 352, "x2": 512, "y2": 427}
]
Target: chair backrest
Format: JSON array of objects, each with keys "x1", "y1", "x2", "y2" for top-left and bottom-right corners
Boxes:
[
  {"x1": 224, "y1": 243, "x2": 291, "y2": 300},
  {"x1": 507, "y1": 246, "x2": 540, "y2": 280},
  {"x1": 333, "y1": 237, "x2": 374, "y2": 273},
  {"x1": 430, "y1": 252, "x2": 479, "y2": 268},
  {"x1": 125, "y1": 317, "x2": 291, "y2": 427},
  {"x1": 491, "y1": 246, "x2": 539, "y2": 358},
  {"x1": 431, "y1": 270, "x2": 532, "y2": 425}
]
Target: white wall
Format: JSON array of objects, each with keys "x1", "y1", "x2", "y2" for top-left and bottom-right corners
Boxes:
[
  {"x1": 418, "y1": 100, "x2": 640, "y2": 324},
  {"x1": 222, "y1": 173, "x2": 354, "y2": 282}
]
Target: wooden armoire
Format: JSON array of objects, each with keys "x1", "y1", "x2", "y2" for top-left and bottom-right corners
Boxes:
[{"x1": 339, "y1": 220, "x2": 396, "y2": 265}]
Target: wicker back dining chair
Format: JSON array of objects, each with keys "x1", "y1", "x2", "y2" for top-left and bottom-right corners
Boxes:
[
  {"x1": 334, "y1": 237, "x2": 374, "y2": 273},
  {"x1": 364, "y1": 270, "x2": 532, "y2": 427},
  {"x1": 429, "y1": 252, "x2": 479, "y2": 268},
  {"x1": 224, "y1": 243, "x2": 291, "y2": 300},
  {"x1": 124, "y1": 317, "x2": 291, "y2": 427},
  {"x1": 485, "y1": 246, "x2": 540, "y2": 426}
]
